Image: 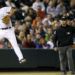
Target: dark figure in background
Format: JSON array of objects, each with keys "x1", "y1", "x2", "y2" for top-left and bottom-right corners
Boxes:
[
  {"x1": 53, "y1": 16, "x2": 75, "y2": 75},
  {"x1": 22, "y1": 34, "x2": 36, "y2": 48}
]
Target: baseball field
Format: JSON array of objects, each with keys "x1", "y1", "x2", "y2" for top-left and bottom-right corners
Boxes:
[{"x1": 0, "y1": 72, "x2": 70, "y2": 75}]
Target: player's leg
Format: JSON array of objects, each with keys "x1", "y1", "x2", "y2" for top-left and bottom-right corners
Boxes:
[
  {"x1": 5, "y1": 29, "x2": 26, "y2": 63},
  {"x1": 67, "y1": 47, "x2": 75, "y2": 75},
  {"x1": 58, "y1": 47, "x2": 67, "y2": 75},
  {"x1": 0, "y1": 30, "x2": 5, "y2": 46}
]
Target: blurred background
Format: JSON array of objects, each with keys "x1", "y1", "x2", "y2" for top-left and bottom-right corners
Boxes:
[{"x1": 0, "y1": 0, "x2": 75, "y2": 49}]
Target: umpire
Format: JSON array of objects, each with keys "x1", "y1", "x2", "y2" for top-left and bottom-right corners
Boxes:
[{"x1": 53, "y1": 16, "x2": 75, "y2": 75}]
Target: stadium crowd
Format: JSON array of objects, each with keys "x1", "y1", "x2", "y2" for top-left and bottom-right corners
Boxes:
[{"x1": 0, "y1": 0, "x2": 75, "y2": 49}]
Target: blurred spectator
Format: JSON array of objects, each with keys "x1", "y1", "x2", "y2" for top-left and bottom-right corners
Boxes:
[
  {"x1": 47, "y1": 41, "x2": 54, "y2": 49},
  {"x1": 26, "y1": 8, "x2": 36, "y2": 20},
  {"x1": 23, "y1": 23, "x2": 30, "y2": 37},
  {"x1": 70, "y1": 0, "x2": 75, "y2": 19},
  {"x1": 36, "y1": 5, "x2": 46, "y2": 19},
  {"x1": 17, "y1": 31, "x2": 25, "y2": 42},
  {"x1": 7, "y1": 42, "x2": 12, "y2": 48},
  {"x1": 16, "y1": 31, "x2": 26, "y2": 47},
  {"x1": 24, "y1": 16, "x2": 32, "y2": 23},
  {"x1": 71, "y1": 19, "x2": 75, "y2": 27},
  {"x1": 13, "y1": 0, "x2": 21, "y2": 8},
  {"x1": 36, "y1": 36, "x2": 47, "y2": 49},
  {"x1": 52, "y1": 17, "x2": 61, "y2": 29},
  {"x1": 56, "y1": 0, "x2": 66, "y2": 16},
  {"x1": 5, "y1": 0, "x2": 16, "y2": 7},
  {"x1": 22, "y1": 34, "x2": 36, "y2": 48},
  {"x1": 70, "y1": 0, "x2": 75, "y2": 7},
  {"x1": 21, "y1": 0, "x2": 34, "y2": 6},
  {"x1": 0, "y1": 40, "x2": 4, "y2": 48},
  {"x1": 32, "y1": 16, "x2": 42, "y2": 28},
  {"x1": 14, "y1": 20, "x2": 22, "y2": 35},
  {"x1": 43, "y1": 0, "x2": 49, "y2": 10},
  {"x1": 66, "y1": 17, "x2": 73, "y2": 26},
  {"x1": 32, "y1": 0, "x2": 45, "y2": 12},
  {"x1": 21, "y1": 5, "x2": 29, "y2": 14},
  {"x1": 42, "y1": 14, "x2": 53, "y2": 26},
  {"x1": 15, "y1": 9, "x2": 25, "y2": 21},
  {"x1": 45, "y1": 27, "x2": 53, "y2": 42},
  {"x1": 46, "y1": 0, "x2": 56, "y2": 17}
]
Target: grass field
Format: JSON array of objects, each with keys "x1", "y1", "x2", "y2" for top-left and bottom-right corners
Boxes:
[{"x1": 0, "y1": 72, "x2": 70, "y2": 75}]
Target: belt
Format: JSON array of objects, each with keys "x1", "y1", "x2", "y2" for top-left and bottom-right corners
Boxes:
[{"x1": 0, "y1": 27, "x2": 11, "y2": 30}]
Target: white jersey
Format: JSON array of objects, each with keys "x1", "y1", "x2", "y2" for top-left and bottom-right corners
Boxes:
[{"x1": 0, "y1": 7, "x2": 12, "y2": 28}]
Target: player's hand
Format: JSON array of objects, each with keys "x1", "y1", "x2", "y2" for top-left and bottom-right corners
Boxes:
[{"x1": 2, "y1": 15, "x2": 10, "y2": 25}]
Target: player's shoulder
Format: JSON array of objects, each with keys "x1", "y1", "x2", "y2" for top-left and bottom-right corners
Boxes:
[
  {"x1": 0, "y1": 6, "x2": 7, "y2": 10},
  {"x1": 0, "y1": 7, "x2": 6, "y2": 14},
  {"x1": 3, "y1": 6, "x2": 11, "y2": 10},
  {"x1": 1, "y1": 7, "x2": 11, "y2": 13},
  {"x1": 0, "y1": 6, "x2": 11, "y2": 11},
  {"x1": 0, "y1": 6, "x2": 11, "y2": 16}
]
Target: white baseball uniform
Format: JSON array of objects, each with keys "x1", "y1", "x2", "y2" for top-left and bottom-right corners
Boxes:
[{"x1": 0, "y1": 6, "x2": 24, "y2": 61}]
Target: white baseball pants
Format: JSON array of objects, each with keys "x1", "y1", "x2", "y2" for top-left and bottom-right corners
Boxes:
[{"x1": 0, "y1": 27, "x2": 24, "y2": 61}]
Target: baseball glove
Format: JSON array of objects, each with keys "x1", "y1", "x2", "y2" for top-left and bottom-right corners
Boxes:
[{"x1": 2, "y1": 15, "x2": 10, "y2": 25}]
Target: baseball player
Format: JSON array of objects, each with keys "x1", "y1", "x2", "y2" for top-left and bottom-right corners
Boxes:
[{"x1": 0, "y1": 4, "x2": 26, "y2": 64}]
